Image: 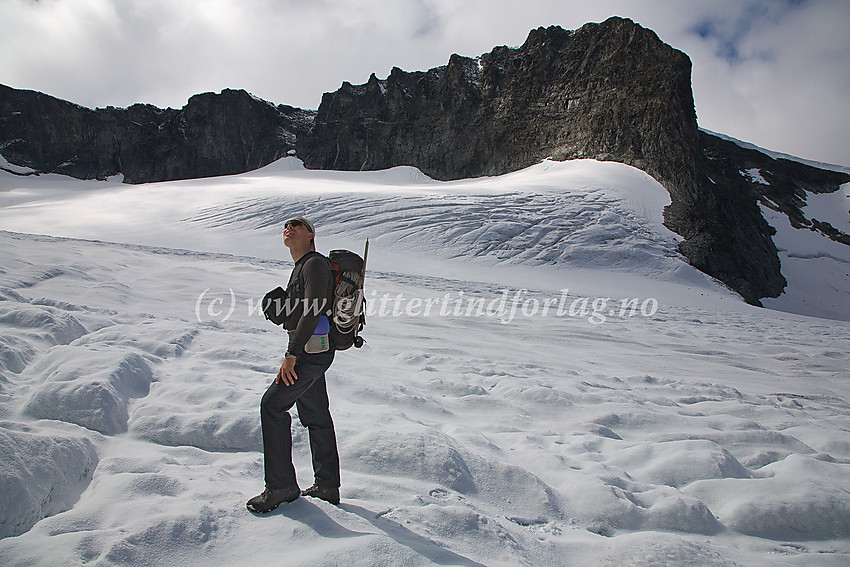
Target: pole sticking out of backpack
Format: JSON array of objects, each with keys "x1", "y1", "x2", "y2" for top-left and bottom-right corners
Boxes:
[{"x1": 353, "y1": 239, "x2": 368, "y2": 348}]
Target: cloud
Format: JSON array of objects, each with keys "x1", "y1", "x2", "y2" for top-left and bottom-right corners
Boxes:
[
  {"x1": 669, "y1": 0, "x2": 850, "y2": 165},
  {"x1": 684, "y1": 1, "x2": 810, "y2": 63},
  {"x1": 1, "y1": 0, "x2": 847, "y2": 165}
]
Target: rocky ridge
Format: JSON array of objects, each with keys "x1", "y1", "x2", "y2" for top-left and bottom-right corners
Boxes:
[
  {"x1": 0, "y1": 85, "x2": 313, "y2": 183},
  {"x1": 1, "y1": 16, "x2": 847, "y2": 304}
]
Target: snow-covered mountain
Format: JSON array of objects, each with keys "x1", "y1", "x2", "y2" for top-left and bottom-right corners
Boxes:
[
  {"x1": 0, "y1": 157, "x2": 848, "y2": 566},
  {"x1": 5, "y1": 17, "x2": 848, "y2": 306}
]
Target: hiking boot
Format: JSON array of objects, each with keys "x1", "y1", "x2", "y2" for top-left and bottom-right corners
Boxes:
[
  {"x1": 301, "y1": 483, "x2": 340, "y2": 505},
  {"x1": 246, "y1": 486, "x2": 300, "y2": 513}
]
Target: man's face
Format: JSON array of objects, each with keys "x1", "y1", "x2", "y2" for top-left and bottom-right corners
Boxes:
[{"x1": 283, "y1": 219, "x2": 313, "y2": 249}]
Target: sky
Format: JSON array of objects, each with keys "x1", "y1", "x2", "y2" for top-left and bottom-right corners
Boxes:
[{"x1": 1, "y1": 0, "x2": 849, "y2": 167}]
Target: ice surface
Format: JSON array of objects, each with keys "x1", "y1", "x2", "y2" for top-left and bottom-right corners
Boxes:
[{"x1": 0, "y1": 158, "x2": 848, "y2": 565}]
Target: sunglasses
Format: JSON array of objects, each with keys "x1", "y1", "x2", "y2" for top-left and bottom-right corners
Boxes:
[{"x1": 284, "y1": 219, "x2": 305, "y2": 229}]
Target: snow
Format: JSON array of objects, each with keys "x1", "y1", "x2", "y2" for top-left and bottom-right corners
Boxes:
[
  {"x1": 0, "y1": 154, "x2": 37, "y2": 175},
  {"x1": 740, "y1": 168, "x2": 769, "y2": 185},
  {"x1": 0, "y1": 158, "x2": 731, "y2": 309},
  {"x1": 759, "y1": 189, "x2": 850, "y2": 320},
  {"x1": 0, "y1": 158, "x2": 848, "y2": 565},
  {"x1": 804, "y1": 181, "x2": 850, "y2": 234},
  {"x1": 685, "y1": 454, "x2": 850, "y2": 541},
  {"x1": 0, "y1": 423, "x2": 97, "y2": 540}
]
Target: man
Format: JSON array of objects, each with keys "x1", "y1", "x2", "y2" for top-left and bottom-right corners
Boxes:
[{"x1": 247, "y1": 216, "x2": 341, "y2": 513}]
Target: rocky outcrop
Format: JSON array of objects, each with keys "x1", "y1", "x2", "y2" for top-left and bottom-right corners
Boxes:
[
  {"x1": 700, "y1": 131, "x2": 850, "y2": 246},
  {"x1": 299, "y1": 16, "x2": 848, "y2": 305},
  {"x1": 1, "y1": 17, "x2": 847, "y2": 304},
  {"x1": 301, "y1": 18, "x2": 699, "y2": 183},
  {"x1": 0, "y1": 85, "x2": 313, "y2": 183},
  {"x1": 676, "y1": 131, "x2": 849, "y2": 302}
]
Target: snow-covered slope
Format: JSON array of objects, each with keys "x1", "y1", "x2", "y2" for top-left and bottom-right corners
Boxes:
[
  {"x1": 0, "y1": 158, "x2": 706, "y2": 292},
  {"x1": 1, "y1": 159, "x2": 849, "y2": 566},
  {"x1": 2, "y1": 155, "x2": 847, "y2": 320},
  {"x1": 760, "y1": 190, "x2": 850, "y2": 321}
]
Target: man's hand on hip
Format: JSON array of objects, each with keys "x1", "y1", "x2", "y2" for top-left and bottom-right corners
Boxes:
[{"x1": 276, "y1": 357, "x2": 298, "y2": 386}]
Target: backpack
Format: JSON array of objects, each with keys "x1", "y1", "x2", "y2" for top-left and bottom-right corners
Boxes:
[
  {"x1": 327, "y1": 245, "x2": 367, "y2": 350},
  {"x1": 262, "y1": 242, "x2": 367, "y2": 351}
]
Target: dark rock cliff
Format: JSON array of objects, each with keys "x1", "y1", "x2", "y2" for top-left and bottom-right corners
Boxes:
[
  {"x1": 0, "y1": 85, "x2": 313, "y2": 183},
  {"x1": 1, "y1": 16, "x2": 847, "y2": 304},
  {"x1": 299, "y1": 16, "x2": 849, "y2": 305},
  {"x1": 302, "y1": 18, "x2": 699, "y2": 184},
  {"x1": 681, "y1": 131, "x2": 849, "y2": 302}
]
